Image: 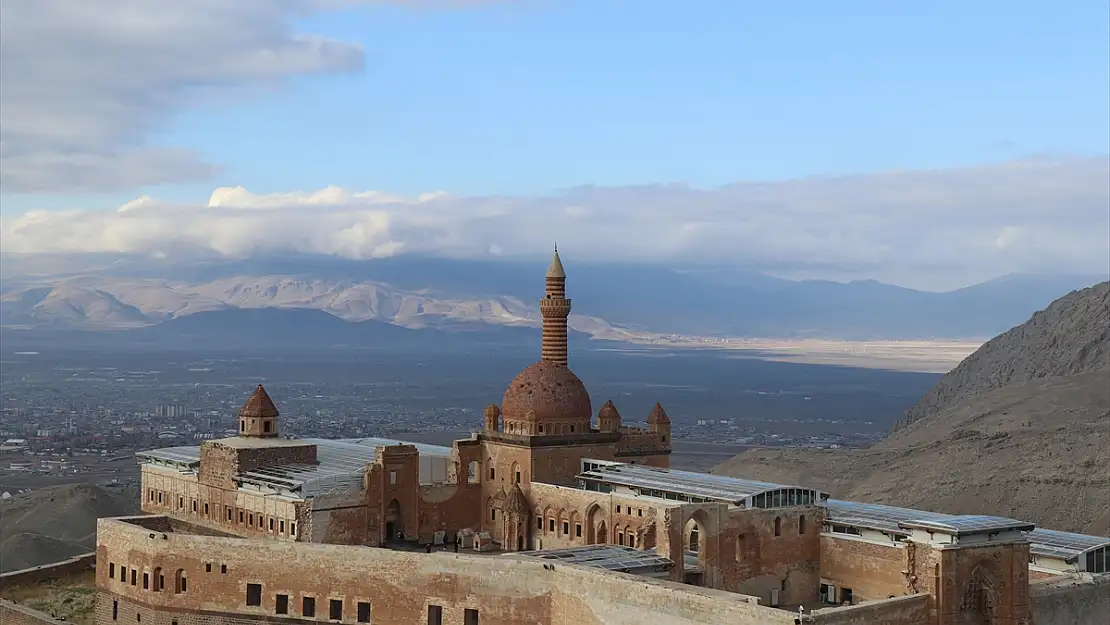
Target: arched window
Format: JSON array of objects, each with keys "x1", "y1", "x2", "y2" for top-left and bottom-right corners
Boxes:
[
  {"x1": 774, "y1": 517, "x2": 782, "y2": 537},
  {"x1": 152, "y1": 567, "x2": 163, "y2": 592},
  {"x1": 688, "y1": 526, "x2": 700, "y2": 552},
  {"x1": 173, "y1": 569, "x2": 187, "y2": 594},
  {"x1": 799, "y1": 515, "x2": 807, "y2": 534},
  {"x1": 736, "y1": 533, "x2": 747, "y2": 560}
]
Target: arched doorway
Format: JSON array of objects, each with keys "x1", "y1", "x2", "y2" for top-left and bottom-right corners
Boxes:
[
  {"x1": 596, "y1": 520, "x2": 608, "y2": 544},
  {"x1": 957, "y1": 568, "x2": 997, "y2": 625},
  {"x1": 385, "y1": 499, "x2": 401, "y2": 542}
]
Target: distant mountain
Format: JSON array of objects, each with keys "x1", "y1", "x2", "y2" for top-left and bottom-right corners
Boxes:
[
  {"x1": 0, "y1": 307, "x2": 596, "y2": 352},
  {"x1": 713, "y1": 282, "x2": 1110, "y2": 535},
  {"x1": 1, "y1": 252, "x2": 1106, "y2": 340}
]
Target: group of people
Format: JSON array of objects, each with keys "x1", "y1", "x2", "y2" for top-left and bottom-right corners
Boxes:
[{"x1": 396, "y1": 530, "x2": 462, "y2": 553}]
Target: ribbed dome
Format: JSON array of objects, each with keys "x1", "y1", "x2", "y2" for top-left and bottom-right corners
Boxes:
[{"x1": 501, "y1": 361, "x2": 592, "y2": 423}]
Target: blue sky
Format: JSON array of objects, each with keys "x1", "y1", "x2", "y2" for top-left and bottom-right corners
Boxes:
[
  {"x1": 7, "y1": 0, "x2": 1110, "y2": 209},
  {"x1": 1, "y1": 0, "x2": 1107, "y2": 288}
]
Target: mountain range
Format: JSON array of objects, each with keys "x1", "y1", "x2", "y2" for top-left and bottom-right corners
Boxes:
[
  {"x1": 715, "y1": 281, "x2": 1110, "y2": 535},
  {"x1": 1, "y1": 252, "x2": 1106, "y2": 345}
]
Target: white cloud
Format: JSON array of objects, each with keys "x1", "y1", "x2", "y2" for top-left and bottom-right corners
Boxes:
[
  {"x1": 2, "y1": 157, "x2": 1107, "y2": 289},
  {"x1": 0, "y1": 0, "x2": 502, "y2": 193}
]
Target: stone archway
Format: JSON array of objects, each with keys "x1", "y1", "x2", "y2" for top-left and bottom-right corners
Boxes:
[
  {"x1": 385, "y1": 498, "x2": 402, "y2": 542},
  {"x1": 596, "y1": 520, "x2": 608, "y2": 545},
  {"x1": 585, "y1": 503, "x2": 603, "y2": 544},
  {"x1": 957, "y1": 565, "x2": 999, "y2": 625}
]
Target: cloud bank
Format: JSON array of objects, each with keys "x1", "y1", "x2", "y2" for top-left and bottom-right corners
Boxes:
[{"x1": 3, "y1": 157, "x2": 1108, "y2": 289}]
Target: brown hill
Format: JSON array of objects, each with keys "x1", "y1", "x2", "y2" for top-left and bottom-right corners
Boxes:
[
  {"x1": 896, "y1": 281, "x2": 1109, "y2": 431},
  {"x1": 0, "y1": 483, "x2": 138, "y2": 572},
  {"x1": 714, "y1": 282, "x2": 1110, "y2": 536}
]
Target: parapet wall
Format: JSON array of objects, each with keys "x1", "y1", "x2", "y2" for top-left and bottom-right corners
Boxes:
[
  {"x1": 1029, "y1": 574, "x2": 1110, "y2": 625},
  {"x1": 805, "y1": 594, "x2": 933, "y2": 625},
  {"x1": 97, "y1": 515, "x2": 797, "y2": 625},
  {"x1": 0, "y1": 599, "x2": 64, "y2": 625},
  {"x1": 0, "y1": 554, "x2": 96, "y2": 592}
]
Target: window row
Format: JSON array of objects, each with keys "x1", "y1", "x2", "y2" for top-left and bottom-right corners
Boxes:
[
  {"x1": 242, "y1": 583, "x2": 480, "y2": 625},
  {"x1": 145, "y1": 489, "x2": 297, "y2": 537},
  {"x1": 108, "y1": 563, "x2": 188, "y2": 594}
]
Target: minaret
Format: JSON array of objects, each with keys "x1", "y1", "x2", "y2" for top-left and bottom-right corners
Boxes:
[{"x1": 539, "y1": 243, "x2": 571, "y2": 365}]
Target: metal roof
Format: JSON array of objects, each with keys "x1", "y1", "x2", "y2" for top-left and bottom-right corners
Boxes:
[
  {"x1": 1028, "y1": 529, "x2": 1110, "y2": 562},
  {"x1": 900, "y1": 516, "x2": 1035, "y2": 536},
  {"x1": 137, "y1": 446, "x2": 201, "y2": 467},
  {"x1": 577, "y1": 463, "x2": 821, "y2": 505},
  {"x1": 512, "y1": 545, "x2": 673, "y2": 572},
  {"x1": 138, "y1": 436, "x2": 454, "y2": 496},
  {"x1": 826, "y1": 499, "x2": 1109, "y2": 560}
]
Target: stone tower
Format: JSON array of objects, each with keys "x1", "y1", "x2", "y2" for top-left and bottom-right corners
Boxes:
[
  {"x1": 648, "y1": 402, "x2": 671, "y2": 440},
  {"x1": 484, "y1": 403, "x2": 501, "y2": 432},
  {"x1": 598, "y1": 400, "x2": 622, "y2": 433},
  {"x1": 539, "y1": 244, "x2": 571, "y2": 365},
  {"x1": 239, "y1": 384, "x2": 279, "y2": 437}
]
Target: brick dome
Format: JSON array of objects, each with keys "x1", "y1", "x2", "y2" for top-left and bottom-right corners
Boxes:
[{"x1": 501, "y1": 361, "x2": 592, "y2": 424}]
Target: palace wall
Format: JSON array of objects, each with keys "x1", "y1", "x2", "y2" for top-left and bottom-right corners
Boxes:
[
  {"x1": 94, "y1": 516, "x2": 796, "y2": 625},
  {"x1": 0, "y1": 599, "x2": 64, "y2": 625},
  {"x1": 1028, "y1": 574, "x2": 1110, "y2": 625}
]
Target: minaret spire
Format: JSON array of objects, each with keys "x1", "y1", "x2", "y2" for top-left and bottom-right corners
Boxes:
[{"x1": 539, "y1": 246, "x2": 571, "y2": 364}]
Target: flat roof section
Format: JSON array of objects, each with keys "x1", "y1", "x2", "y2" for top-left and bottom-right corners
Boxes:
[
  {"x1": 137, "y1": 446, "x2": 201, "y2": 468},
  {"x1": 825, "y1": 499, "x2": 956, "y2": 535},
  {"x1": 1028, "y1": 529, "x2": 1110, "y2": 562},
  {"x1": 577, "y1": 463, "x2": 825, "y2": 506},
  {"x1": 900, "y1": 516, "x2": 1035, "y2": 537},
  {"x1": 511, "y1": 545, "x2": 674, "y2": 573}
]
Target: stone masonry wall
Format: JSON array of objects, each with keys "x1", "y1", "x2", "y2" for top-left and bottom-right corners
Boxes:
[
  {"x1": 1029, "y1": 574, "x2": 1110, "y2": 625},
  {"x1": 819, "y1": 535, "x2": 909, "y2": 601},
  {"x1": 805, "y1": 594, "x2": 933, "y2": 625},
  {"x1": 95, "y1": 516, "x2": 795, "y2": 625}
]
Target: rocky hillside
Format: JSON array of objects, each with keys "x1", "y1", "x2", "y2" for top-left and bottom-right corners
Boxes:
[
  {"x1": 714, "y1": 282, "x2": 1110, "y2": 536},
  {"x1": 0, "y1": 483, "x2": 139, "y2": 572},
  {"x1": 896, "y1": 281, "x2": 1110, "y2": 430}
]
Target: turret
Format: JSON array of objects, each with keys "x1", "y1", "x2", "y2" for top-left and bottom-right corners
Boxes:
[
  {"x1": 647, "y1": 402, "x2": 671, "y2": 439},
  {"x1": 598, "y1": 400, "x2": 622, "y2": 433},
  {"x1": 239, "y1": 384, "x2": 279, "y2": 438}
]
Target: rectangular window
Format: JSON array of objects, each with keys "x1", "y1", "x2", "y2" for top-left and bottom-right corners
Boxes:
[
  {"x1": 291, "y1": 523, "x2": 297, "y2": 536},
  {"x1": 356, "y1": 601, "x2": 371, "y2": 623},
  {"x1": 389, "y1": 470, "x2": 397, "y2": 485},
  {"x1": 204, "y1": 503, "x2": 209, "y2": 516},
  {"x1": 227, "y1": 507, "x2": 232, "y2": 521},
  {"x1": 206, "y1": 563, "x2": 212, "y2": 573},
  {"x1": 617, "y1": 505, "x2": 621, "y2": 513},
  {"x1": 302, "y1": 597, "x2": 316, "y2": 618},
  {"x1": 239, "y1": 510, "x2": 244, "y2": 523},
  {"x1": 110, "y1": 563, "x2": 116, "y2": 578},
  {"x1": 157, "y1": 492, "x2": 162, "y2": 504},
  {"x1": 275, "y1": 594, "x2": 289, "y2": 615},
  {"x1": 537, "y1": 518, "x2": 543, "y2": 530},
  {"x1": 249, "y1": 513, "x2": 254, "y2": 525},
  {"x1": 549, "y1": 519, "x2": 555, "y2": 532},
  {"x1": 259, "y1": 515, "x2": 264, "y2": 528},
  {"x1": 490, "y1": 509, "x2": 496, "y2": 521},
  {"x1": 130, "y1": 569, "x2": 137, "y2": 586},
  {"x1": 515, "y1": 471, "x2": 521, "y2": 483},
  {"x1": 269, "y1": 518, "x2": 274, "y2": 531},
  {"x1": 143, "y1": 573, "x2": 149, "y2": 590},
  {"x1": 575, "y1": 524, "x2": 582, "y2": 538},
  {"x1": 246, "y1": 583, "x2": 262, "y2": 606},
  {"x1": 464, "y1": 608, "x2": 479, "y2": 625},
  {"x1": 192, "y1": 500, "x2": 197, "y2": 513},
  {"x1": 221, "y1": 564, "x2": 227, "y2": 574},
  {"x1": 280, "y1": 520, "x2": 286, "y2": 533},
  {"x1": 329, "y1": 599, "x2": 343, "y2": 621},
  {"x1": 112, "y1": 600, "x2": 118, "y2": 620},
  {"x1": 120, "y1": 566, "x2": 126, "y2": 582},
  {"x1": 179, "y1": 497, "x2": 184, "y2": 508},
  {"x1": 562, "y1": 521, "x2": 569, "y2": 535},
  {"x1": 427, "y1": 605, "x2": 443, "y2": 625}
]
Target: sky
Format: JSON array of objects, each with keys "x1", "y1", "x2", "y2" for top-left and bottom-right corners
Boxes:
[{"x1": 0, "y1": 0, "x2": 1108, "y2": 290}]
